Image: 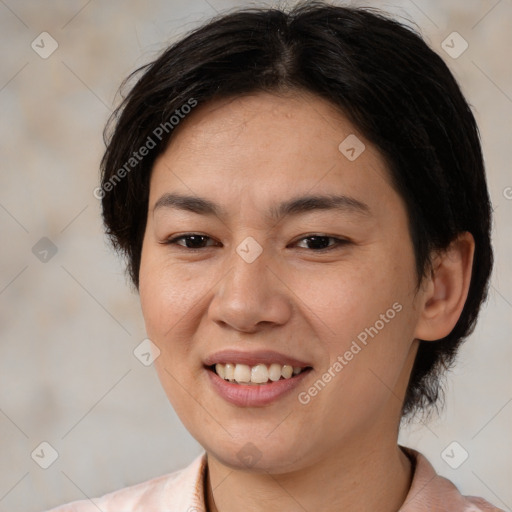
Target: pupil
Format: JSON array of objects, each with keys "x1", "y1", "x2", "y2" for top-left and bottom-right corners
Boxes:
[
  {"x1": 187, "y1": 235, "x2": 205, "y2": 248},
  {"x1": 308, "y1": 236, "x2": 329, "y2": 249}
]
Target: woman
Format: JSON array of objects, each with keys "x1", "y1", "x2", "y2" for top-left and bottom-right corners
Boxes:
[{"x1": 48, "y1": 2, "x2": 501, "y2": 510}]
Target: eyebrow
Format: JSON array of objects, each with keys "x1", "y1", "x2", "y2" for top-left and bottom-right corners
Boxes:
[{"x1": 153, "y1": 192, "x2": 371, "y2": 220}]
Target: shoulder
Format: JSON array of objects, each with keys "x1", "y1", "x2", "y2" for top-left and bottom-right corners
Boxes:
[
  {"x1": 44, "y1": 452, "x2": 207, "y2": 512},
  {"x1": 400, "y1": 446, "x2": 504, "y2": 512}
]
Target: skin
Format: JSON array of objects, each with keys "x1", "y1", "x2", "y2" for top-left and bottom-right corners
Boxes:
[{"x1": 138, "y1": 90, "x2": 475, "y2": 512}]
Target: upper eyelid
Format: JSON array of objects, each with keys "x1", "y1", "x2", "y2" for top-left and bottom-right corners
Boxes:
[{"x1": 163, "y1": 233, "x2": 218, "y2": 246}]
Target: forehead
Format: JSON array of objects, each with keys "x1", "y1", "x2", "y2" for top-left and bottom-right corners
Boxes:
[
  {"x1": 159, "y1": 91, "x2": 366, "y2": 168},
  {"x1": 149, "y1": 91, "x2": 403, "y2": 222}
]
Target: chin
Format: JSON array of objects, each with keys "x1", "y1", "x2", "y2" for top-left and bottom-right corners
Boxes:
[{"x1": 201, "y1": 434, "x2": 314, "y2": 474}]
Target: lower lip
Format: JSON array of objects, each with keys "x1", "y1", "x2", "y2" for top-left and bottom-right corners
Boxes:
[{"x1": 206, "y1": 367, "x2": 311, "y2": 407}]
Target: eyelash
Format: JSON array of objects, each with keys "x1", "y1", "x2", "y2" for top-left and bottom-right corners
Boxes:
[{"x1": 162, "y1": 233, "x2": 350, "y2": 252}]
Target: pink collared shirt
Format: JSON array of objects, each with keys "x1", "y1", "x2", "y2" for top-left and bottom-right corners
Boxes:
[{"x1": 45, "y1": 448, "x2": 504, "y2": 511}]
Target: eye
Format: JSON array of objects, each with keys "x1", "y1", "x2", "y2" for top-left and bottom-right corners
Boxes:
[
  {"x1": 162, "y1": 233, "x2": 220, "y2": 249},
  {"x1": 162, "y1": 233, "x2": 350, "y2": 252},
  {"x1": 292, "y1": 235, "x2": 350, "y2": 251}
]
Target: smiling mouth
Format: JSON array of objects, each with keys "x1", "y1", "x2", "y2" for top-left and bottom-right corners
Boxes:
[{"x1": 207, "y1": 362, "x2": 313, "y2": 385}]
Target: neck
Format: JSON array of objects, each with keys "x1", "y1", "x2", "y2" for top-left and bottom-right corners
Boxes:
[{"x1": 205, "y1": 430, "x2": 413, "y2": 512}]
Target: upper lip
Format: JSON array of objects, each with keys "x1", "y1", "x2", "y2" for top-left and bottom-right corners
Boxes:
[{"x1": 203, "y1": 349, "x2": 312, "y2": 368}]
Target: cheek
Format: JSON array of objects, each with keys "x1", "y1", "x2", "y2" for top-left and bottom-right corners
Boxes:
[
  {"x1": 138, "y1": 253, "x2": 206, "y2": 413},
  {"x1": 293, "y1": 255, "x2": 409, "y2": 336},
  {"x1": 299, "y1": 251, "x2": 417, "y2": 379},
  {"x1": 139, "y1": 251, "x2": 204, "y2": 337}
]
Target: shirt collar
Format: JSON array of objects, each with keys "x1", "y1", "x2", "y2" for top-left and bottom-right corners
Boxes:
[
  {"x1": 169, "y1": 450, "x2": 208, "y2": 511},
  {"x1": 184, "y1": 447, "x2": 493, "y2": 512}
]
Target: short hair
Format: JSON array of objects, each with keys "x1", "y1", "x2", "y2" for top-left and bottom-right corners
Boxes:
[{"x1": 100, "y1": 1, "x2": 493, "y2": 418}]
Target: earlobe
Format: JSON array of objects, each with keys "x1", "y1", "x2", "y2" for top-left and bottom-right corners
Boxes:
[{"x1": 414, "y1": 232, "x2": 475, "y2": 341}]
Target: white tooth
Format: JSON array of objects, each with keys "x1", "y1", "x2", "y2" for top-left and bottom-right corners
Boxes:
[
  {"x1": 251, "y1": 364, "x2": 269, "y2": 384},
  {"x1": 225, "y1": 363, "x2": 235, "y2": 380},
  {"x1": 215, "y1": 363, "x2": 226, "y2": 379},
  {"x1": 220, "y1": 362, "x2": 302, "y2": 383},
  {"x1": 234, "y1": 364, "x2": 251, "y2": 383},
  {"x1": 269, "y1": 363, "x2": 282, "y2": 381},
  {"x1": 281, "y1": 365, "x2": 293, "y2": 379}
]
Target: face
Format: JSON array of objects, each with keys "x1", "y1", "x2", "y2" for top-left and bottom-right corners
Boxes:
[{"x1": 139, "y1": 91, "x2": 425, "y2": 473}]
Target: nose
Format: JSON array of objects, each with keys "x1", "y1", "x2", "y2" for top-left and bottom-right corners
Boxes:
[{"x1": 207, "y1": 240, "x2": 293, "y2": 333}]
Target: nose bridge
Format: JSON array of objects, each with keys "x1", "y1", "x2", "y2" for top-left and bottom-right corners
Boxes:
[
  {"x1": 230, "y1": 235, "x2": 269, "y2": 296},
  {"x1": 208, "y1": 235, "x2": 291, "y2": 331}
]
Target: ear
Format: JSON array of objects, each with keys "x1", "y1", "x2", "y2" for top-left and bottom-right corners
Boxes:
[{"x1": 414, "y1": 232, "x2": 475, "y2": 341}]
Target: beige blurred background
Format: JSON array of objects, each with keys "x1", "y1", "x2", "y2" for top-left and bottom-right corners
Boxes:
[{"x1": 0, "y1": 0, "x2": 510, "y2": 510}]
